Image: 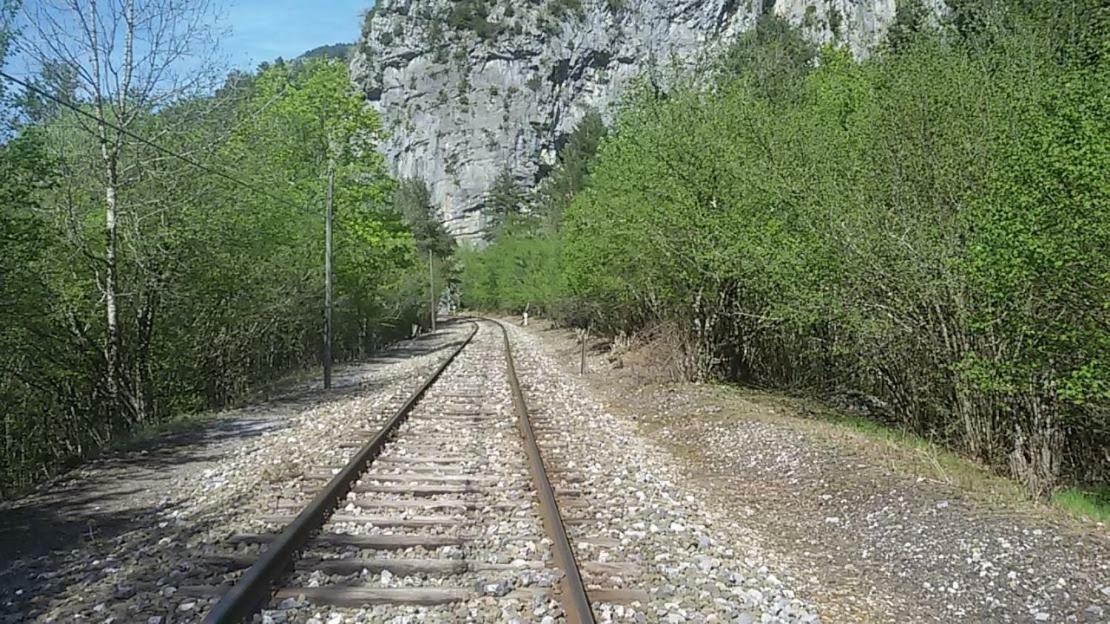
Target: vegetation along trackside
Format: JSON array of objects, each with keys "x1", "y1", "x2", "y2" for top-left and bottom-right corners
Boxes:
[
  {"x1": 459, "y1": 0, "x2": 1108, "y2": 500},
  {"x1": 0, "y1": 0, "x2": 452, "y2": 496}
]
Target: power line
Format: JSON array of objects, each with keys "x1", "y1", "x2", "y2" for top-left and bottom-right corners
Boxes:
[{"x1": 0, "y1": 69, "x2": 302, "y2": 209}]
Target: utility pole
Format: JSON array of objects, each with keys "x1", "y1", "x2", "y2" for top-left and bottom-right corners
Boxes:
[
  {"x1": 428, "y1": 249, "x2": 436, "y2": 332},
  {"x1": 323, "y1": 165, "x2": 335, "y2": 390}
]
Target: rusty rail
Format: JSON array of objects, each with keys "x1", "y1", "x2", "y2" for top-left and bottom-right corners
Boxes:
[
  {"x1": 496, "y1": 320, "x2": 596, "y2": 624},
  {"x1": 202, "y1": 321, "x2": 478, "y2": 623}
]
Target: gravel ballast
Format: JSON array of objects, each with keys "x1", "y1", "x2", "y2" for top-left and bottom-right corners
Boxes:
[
  {"x1": 252, "y1": 321, "x2": 564, "y2": 624},
  {"x1": 503, "y1": 322, "x2": 820, "y2": 623},
  {"x1": 255, "y1": 320, "x2": 820, "y2": 623},
  {"x1": 8, "y1": 315, "x2": 1097, "y2": 623},
  {"x1": 514, "y1": 319, "x2": 1110, "y2": 624},
  {"x1": 0, "y1": 325, "x2": 469, "y2": 623}
]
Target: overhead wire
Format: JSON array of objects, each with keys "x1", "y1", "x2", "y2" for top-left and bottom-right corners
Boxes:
[{"x1": 0, "y1": 69, "x2": 303, "y2": 209}]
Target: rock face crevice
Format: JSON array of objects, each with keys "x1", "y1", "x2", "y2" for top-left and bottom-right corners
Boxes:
[{"x1": 351, "y1": 0, "x2": 922, "y2": 241}]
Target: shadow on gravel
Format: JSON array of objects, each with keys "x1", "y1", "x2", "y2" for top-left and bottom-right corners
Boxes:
[
  {"x1": 0, "y1": 415, "x2": 281, "y2": 561},
  {"x1": 0, "y1": 324, "x2": 467, "y2": 620}
]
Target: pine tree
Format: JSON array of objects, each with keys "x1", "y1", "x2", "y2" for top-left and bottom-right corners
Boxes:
[{"x1": 482, "y1": 167, "x2": 526, "y2": 241}]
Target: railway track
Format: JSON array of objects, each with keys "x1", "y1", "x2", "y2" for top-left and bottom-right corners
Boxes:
[{"x1": 200, "y1": 319, "x2": 645, "y2": 623}]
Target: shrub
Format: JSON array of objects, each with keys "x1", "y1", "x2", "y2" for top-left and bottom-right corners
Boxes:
[
  {"x1": 461, "y1": 2, "x2": 1110, "y2": 496},
  {"x1": 447, "y1": 0, "x2": 501, "y2": 41}
]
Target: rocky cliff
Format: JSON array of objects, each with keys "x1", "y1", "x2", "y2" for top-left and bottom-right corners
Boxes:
[{"x1": 352, "y1": 0, "x2": 926, "y2": 240}]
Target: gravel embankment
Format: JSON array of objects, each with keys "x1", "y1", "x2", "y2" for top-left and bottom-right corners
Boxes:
[
  {"x1": 10, "y1": 315, "x2": 1099, "y2": 623},
  {"x1": 504, "y1": 322, "x2": 821, "y2": 623},
  {"x1": 0, "y1": 324, "x2": 469, "y2": 624},
  {"x1": 516, "y1": 319, "x2": 1110, "y2": 624},
  {"x1": 684, "y1": 415, "x2": 1110, "y2": 623}
]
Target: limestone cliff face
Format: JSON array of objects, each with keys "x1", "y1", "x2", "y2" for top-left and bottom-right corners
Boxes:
[{"x1": 352, "y1": 0, "x2": 920, "y2": 240}]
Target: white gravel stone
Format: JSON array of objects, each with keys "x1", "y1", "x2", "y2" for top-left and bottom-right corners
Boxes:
[{"x1": 501, "y1": 322, "x2": 820, "y2": 622}]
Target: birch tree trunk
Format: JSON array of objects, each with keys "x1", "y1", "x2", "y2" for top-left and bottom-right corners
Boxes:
[
  {"x1": 20, "y1": 0, "x2": 220, "y2": 422},
  {"x1": 100, "y1": 138, "x2": 122, "y2": 415}
]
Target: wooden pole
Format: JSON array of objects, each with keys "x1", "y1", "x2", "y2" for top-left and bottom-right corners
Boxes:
[
  {"x1": 429, "y1": 249, "x2": 436, "y2": 332},
  {"x1": 579, "y1": 326, "x2": 588, "y2": 375},
  {"x1": 323, "y1": 165, "x2": 334, "y2": 390}
]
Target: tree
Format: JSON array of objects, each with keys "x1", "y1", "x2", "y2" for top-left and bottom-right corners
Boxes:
[
  {"x1": 230, "y1": 59, "x2": 409, "y2": 355},
  {"x1": 535, "y1": 110, "x2": 607, "y2": 232},
  {"x1": 0, "y1": 130, "x2": 62, "y2": 499},
  {"x1": 482, "y1": 167, "x2": 527, "y2": 241},
  {"x1": 18, "y1": 0, "x2": 221, "y2": 423},
  {"x1": 1, "y1": 26, "x2": 431, "y2": 495},
  {"x1": 885, "y1": 0, "x2": 933, "y2": 51},
  {"x1": 393, "y1": 178, "x2": 454, "y2": 258},
  {"x1": 716, "y1": 13, "x2": 816, "y2": 102},
  {"x1": 522, "y1": 4, "x2": 1107, "y2": 495},
  {"x1": 0, "y1": 0, "x2": 15, "y2": 126},
  {"x1": 458, "y1": 112, "x2": 605, "y2": 317}
]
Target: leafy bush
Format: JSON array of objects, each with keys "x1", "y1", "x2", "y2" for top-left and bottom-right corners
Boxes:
[
  {"x1": 462, "y1": 5, "x2": 1109, "y2": 496},
  {"x1": 0, "y1": 61, "x2": 430, "y2": 496},
  {"x1": 447, "y1": 0, "x2": 501, "y2": 40},
  {"x1": 459, "y1": 231, "x2": 565, "y2": 314}
]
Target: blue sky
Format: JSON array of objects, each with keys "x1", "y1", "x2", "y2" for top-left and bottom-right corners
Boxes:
[
  {"x1": 1, "y1": 1, "x2": 372, "y2": 126},
  {"x1": 223, "y1": 0, "x2": 372, "y2": 67},
  {"x1": 5, "y1": 0, "x2": 373, "y2": 78}
]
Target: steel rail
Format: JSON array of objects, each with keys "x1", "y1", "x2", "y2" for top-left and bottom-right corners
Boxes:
[
  {"x1": 496, "y1": 320, "x2": 597, "y2": 624},
  {"x1": 202, "y1": 321, "x2": 479, "y2": 623}
]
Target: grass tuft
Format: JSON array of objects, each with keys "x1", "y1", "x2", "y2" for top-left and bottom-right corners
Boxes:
[
  {"x1": 1052, "y1": 487, "x2": 1110, "y2": 523},
  {"x1": 826, "y1": 413, "x2": 1016, "y2": 495},
  {"x1": 830, "y1": 412, "x2": 1109, "y2": 525}
]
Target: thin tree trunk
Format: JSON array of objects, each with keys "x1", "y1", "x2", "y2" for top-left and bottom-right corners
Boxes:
[
  {"x1": 132, "y1": 284, "x2": 159, "y2": 424},
  {"x1": 429, "y1": 249, "x2": 436, "y2": 332},
  {"x1": 323, "y1": 163, "x2": 334, "y2": 390},
  {"x1": 101, "y1": 138, "x2": 123, "y2": 420},
  {"x1": 87, "y1": 0, "x2": 128, "y2": 422}
]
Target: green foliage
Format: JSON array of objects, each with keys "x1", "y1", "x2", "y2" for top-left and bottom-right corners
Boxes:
[
  {"x1": 535, "y1": 110, "x2": 607, "y2": 232},
  {"x1": 457, "y1": 110, "x2": 607, "y2": 318},
  {"x1": 447, "y1": 0, "x2": 501, "y2": 40},
  {"x1": 717, "y1": 14, "x2": 817, "y2": 102},
  {"x1": 481, "y1": 168, "x2": 529, "y2": 241},
  {"x1": 297, "y1": 43, "x2": 353, "y2": 61},
  {"x1": 462, "y1": 3, "x2": 1109, "y2": 496},
  {"x1": 1052, "y1": 486, "x2": 1110, "y2": 523},
  {"x1": 459, "y1": 229, "x2": 565, "y2": 314},
  {"x1": 427, "y1": 21, "x2": 445, "y2": 48},
  {"x1": 0, "y1": 0, "x2": 16, "y2": 126},
  {"x1": 0, "y1": 59, "x2": 428, "y2": 496},
  {"x1": 828, "y1": 6, "x2": 843, "y2": 36},
  {"x1": 887, "y1": 0, "x2": 933, "y2": 51},
  {"x1": 393, "y1": 178, "x2": 455, "y2": 258},
  {"x1": 802, "y1": 6, "x2": 818, "y2": 29}
]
